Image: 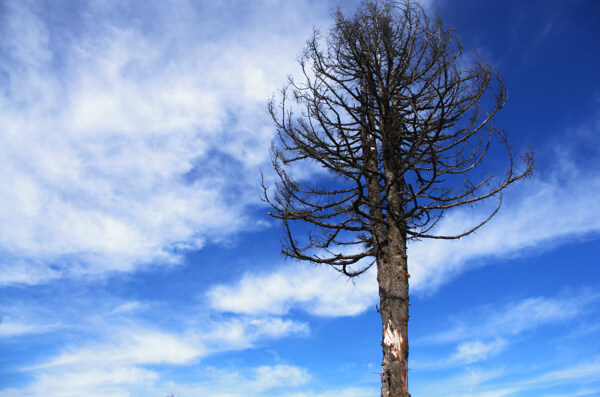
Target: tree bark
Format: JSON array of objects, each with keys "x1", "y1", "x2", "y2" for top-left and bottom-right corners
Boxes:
[
  {"x1": 378, "y1": 162, "x2": 410, "y2": 396},
  {"x1": 377, "y1": 222, "x2": 410, "y2": 397},
  {"x1": 361, "y1": 76, "x2": 411, "y2": 397}
]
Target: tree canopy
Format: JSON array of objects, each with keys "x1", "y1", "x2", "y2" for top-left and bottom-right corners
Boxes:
[{"x1": 265, "y1": 0, "x2": 533, "y2": 276}]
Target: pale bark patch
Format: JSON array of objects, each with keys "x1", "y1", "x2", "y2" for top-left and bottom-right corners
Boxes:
[{"x1": 383, "y1": 319, "x2": 403, "y2": 361}]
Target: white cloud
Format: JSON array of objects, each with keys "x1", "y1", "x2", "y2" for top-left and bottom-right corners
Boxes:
[
  {"x1": 27, "y1": 314, "x2": 308, "y2": 372},
  {"x1": 282, "y1": 387, "x2": 378, "y2": 397},
  {"x1": 0, "y1": 311, "x2": 59, "y2": 338},
  {"x1": 110, "y1": 300, "x2": 145, "y2": 314},
  {"x1": 23, "y1": 366, "x2": 159, "y2": 397},
  {"x1": 8, "y1": 311, "x2": 309, "y2": 397},
  {"x1": 203, "y1": 316, "x2": 309, "y2": 352},
  {"x1": 413, "y1": 338, "x2": 508, "y2": 369},
  {"x1": 7, "y1": 362, "x2": 314, "y2": 397},
  {"x1": 40, "y1": 330, "x2": 205, "y2": 368},
  {"x1": 251, "y1": 365, "x2": 311, "y2": 390},
  {"x1": 0, "y1": 319, "x2": 38, "y2": 338},
  {"x1": 488, "y1": 295, "x2": 584, "y2": 335},
  {"x1": 207, "y1": 262, "x2": 378, "y2": 318},
  {"x1": 0, "y1": 0, "x2": 329, "y2": 286},
  {"x1": 449, "y1": 338, "x2": 507, "y2": 364},
  {"x1": 0, "y1": 281, "x2": 314, "y2": 396}
]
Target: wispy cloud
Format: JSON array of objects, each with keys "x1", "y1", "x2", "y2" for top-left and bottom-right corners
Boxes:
[
  {"x1": 411, "y1": 290, "x2": 599, "y2": 371},
  {"x1": 408, "y1": 148, "x2": 600, "y2": 294},
  {"x1": 413, "y1": 338, "x2": 509, "y2": 370},
  {"x1": 3, "y1": 296, "x2": 309, "y2": 397},
  {"x1": 544, "y1": 387, "x2": 600, "y2": 397},
  {"x1": 12, "y1": 366, "x2": 159, "y2": 397},
  {"x1": 0, "y1": 319, "x2": 42, "y2": 338},
  {"x1": 207, "y1": 262, "x2": 378, "y2": 317},
  {"x1": 202, "y1": 316, "x2": 309, "y2": 352},
  {"x1": 0, "y1": 0, "x2": 330, "y2": 286},
  {"x1": 282, "y1": 387, "x2": 377, "y2": 397},
  {"x1": 36, "y1": 329, "x2": 205, "y2": 369},
  {"x1": 419, "y1": 290, "x2": 599, "y2": 346},
  {"x1": 411, "y1": 367, "x2": 511, "y2": 397},
  {"x1": 3, "y1": 362, "x2": 313, "y2": 397},
  {"x1": 447, "y1": 338, "x2": 508, "y2": 365},
  {"x1": 0, "y1": 305, "x2": 60, "y2": 338},
  {"x1": 524, "y1": 358, "x2": 600, "y2": 388},
  {"x1": 155, "y1": 364, "x2": 312, "y2": 397},
  {"x1": 413, "y1": 357, "x2": 600, "y2": 397}
]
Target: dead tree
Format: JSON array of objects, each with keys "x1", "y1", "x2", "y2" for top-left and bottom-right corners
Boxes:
[{"x1": 263, "y1": 1, "x2": 533, "y2": 396}]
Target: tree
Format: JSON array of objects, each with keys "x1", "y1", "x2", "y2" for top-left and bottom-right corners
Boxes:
[{"x1": 263, "y1": 1, "x2": 534, "y2": 396}]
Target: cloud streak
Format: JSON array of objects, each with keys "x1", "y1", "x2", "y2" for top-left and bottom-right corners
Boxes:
[
  {"x1": 1, "y1": 294, "x2": 309, "y2": 397},
  {"x1": 419, "y1": 290, "x2": 599, "y2": 345},
  {"x1": 207, "y1": 262, "x2": 378, "y2": 317},
  {"x1": 409, "y1": 288, "x2": 600, "y2": 376},
  {"x1": 412, "y1": 358, "x2": 600, "y2": 397}
]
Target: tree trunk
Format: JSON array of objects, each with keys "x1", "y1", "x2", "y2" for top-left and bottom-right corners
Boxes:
[
  {"x1": 360, "y1": 77, "x2": 411, "y2": 396},
  {"x1": 378, "y1": 162, "x2": 410, "y2": 396},
  {"x1": 377, "y1": 222, "x2": 410, "y2": 397}
]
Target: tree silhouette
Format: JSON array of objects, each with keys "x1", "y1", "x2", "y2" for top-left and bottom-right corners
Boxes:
[{"x1": 263, "y1": 1, "x2": 533, "y2": 395}]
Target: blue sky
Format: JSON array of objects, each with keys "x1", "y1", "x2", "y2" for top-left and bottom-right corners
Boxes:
[{"x1": 0, "y1": 0, "x2": 599, "y2": 396}]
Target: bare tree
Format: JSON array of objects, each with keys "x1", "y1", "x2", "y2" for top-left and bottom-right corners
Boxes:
[{"x1": 263, "y1": 1, "x2": 533, "y2": 396}]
